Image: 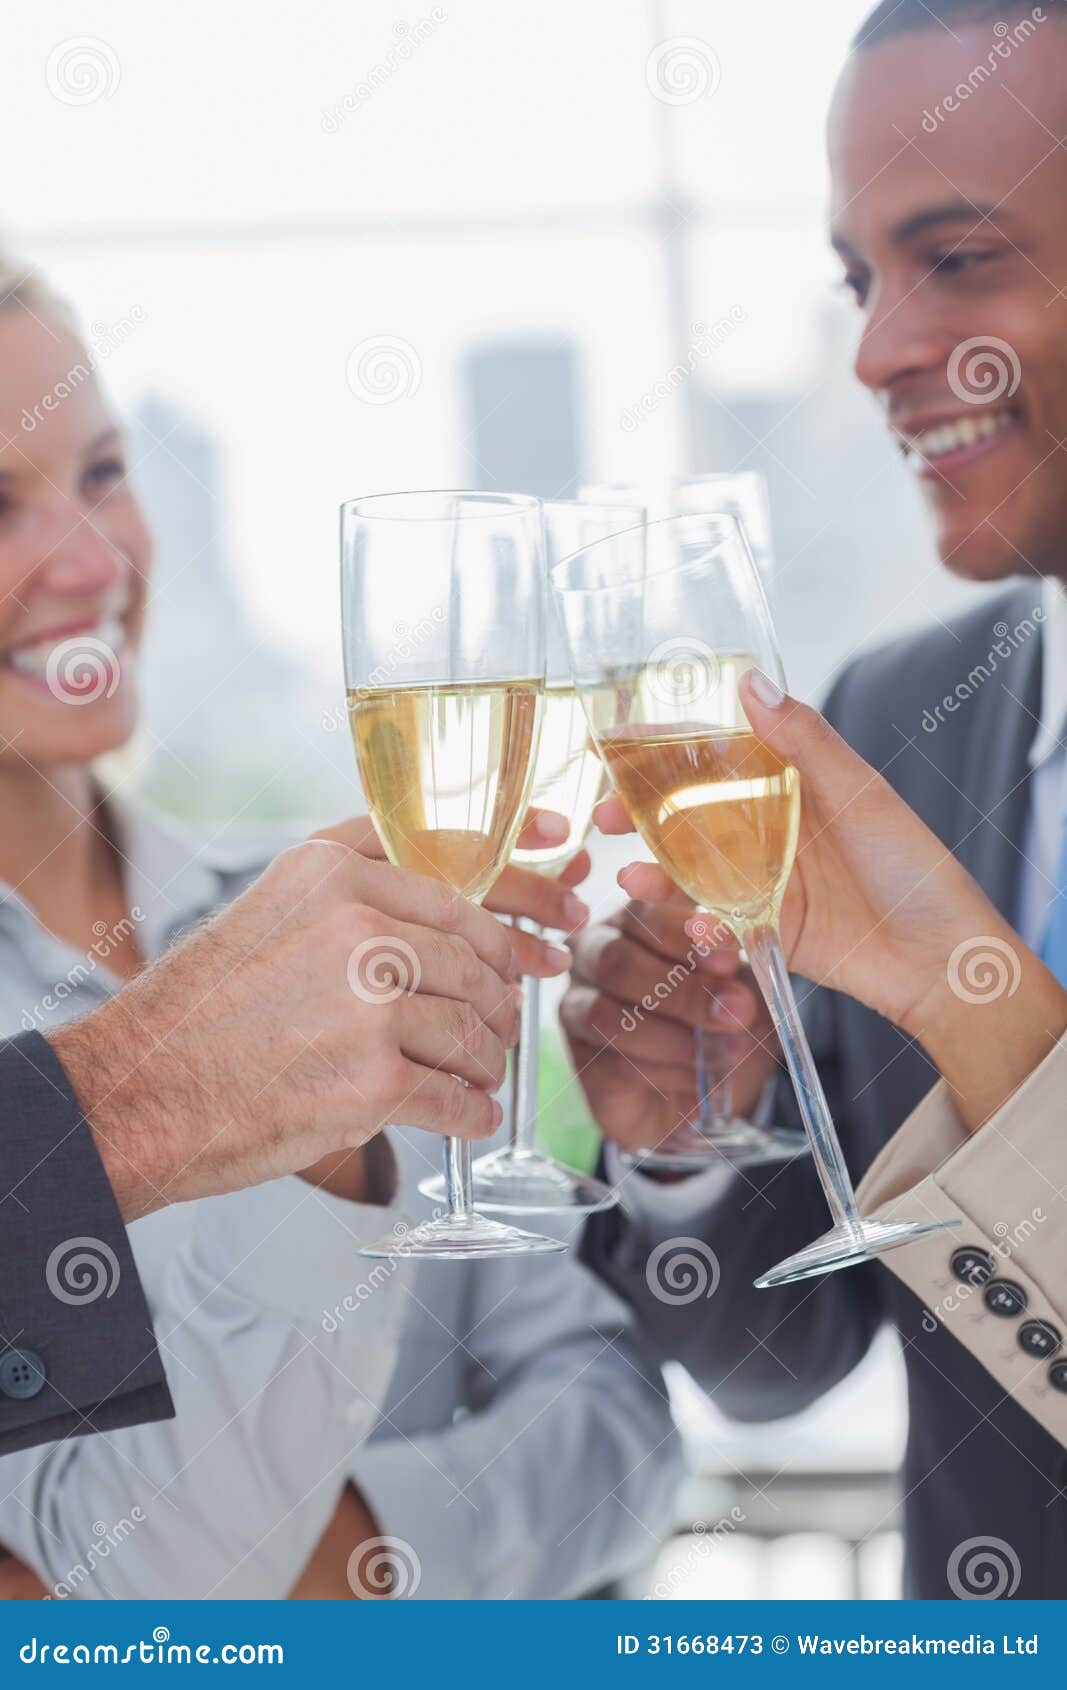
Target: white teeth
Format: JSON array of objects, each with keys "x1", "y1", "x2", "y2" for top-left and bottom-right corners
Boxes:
[
  {"x1": 10, "y1": 644, "x2": 56, "y2": 680},
  {"x1": 7, "y1": 618, "x2": 125, "y2": 679},
  {"x1": 94, "y1": 617, "x2": 125, "y2": 653},
  {"x1": 908, "y1": 409, "x2": 1014, "y2": 460}
]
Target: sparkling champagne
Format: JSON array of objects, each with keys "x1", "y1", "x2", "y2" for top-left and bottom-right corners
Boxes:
[
  {"x1": 511, "y1": 683, "x2": 603, "y2": 875},
  {"x1": 348, "y1": 680, "x2": 542, "y2": 905},
  {"x1": 598, "y1": 723, "x2": 799, "y2": 927}
]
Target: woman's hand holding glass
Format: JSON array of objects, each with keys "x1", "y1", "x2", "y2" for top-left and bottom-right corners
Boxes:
[
  {"x1": 554, "y1": 509, "x2": 976, "y2": 1284},
  {"x1": 606, "y1": 670, "x2": 1067, "y2": 1138}
]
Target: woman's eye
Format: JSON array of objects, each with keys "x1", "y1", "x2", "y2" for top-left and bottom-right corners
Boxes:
[
  {"x1": 839, "y1": 271, "x2": 869, "y2": 307},
  {"x1": 83, "y1": 455, "x2": 126, "y2": 497}
]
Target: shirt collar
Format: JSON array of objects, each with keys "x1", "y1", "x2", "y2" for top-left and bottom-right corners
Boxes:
[
  {"x1": 0, "y1": 789, "x2": 277, "y2": 968},
  {"x1": 108, "y1": 794, "x2": 274, "y2": 962},
  {"x1": 1028, "y1": 576, "x2": 1067, "y2": 771}
]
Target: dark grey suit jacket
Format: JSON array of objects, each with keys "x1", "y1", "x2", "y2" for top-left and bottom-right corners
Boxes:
[
  {"x1": 583, "y1": 582, "x2": 1067, "y2": 1599},
  {"x1": 0, "y1": 1032, "x2": 173, "y2": 1453}
]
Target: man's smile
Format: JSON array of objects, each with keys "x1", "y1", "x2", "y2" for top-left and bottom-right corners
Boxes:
[{"x1": 892, "y1": 404, "x2": 1023, "y2": 481}]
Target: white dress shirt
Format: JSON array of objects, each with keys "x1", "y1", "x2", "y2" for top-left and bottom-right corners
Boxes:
[
  {"x1": 346, "y1": 1125, "x2": 684, "y2": 1600},
  {"x1": 0, "y1": 798, "x2": 408, "y2": 1599},
  {"x1": 1013, "y1": 574, "x2": 1067, "y2": 948}
]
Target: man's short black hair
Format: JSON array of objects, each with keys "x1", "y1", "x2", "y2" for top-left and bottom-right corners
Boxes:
[{"x1": 853, "y1": 0, "x2": 1064, "y2": 50}]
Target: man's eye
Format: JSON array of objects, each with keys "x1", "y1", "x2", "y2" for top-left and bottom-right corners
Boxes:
[
  {"x1": 931, "y1": 248, "x2": 998, "y2": 277},
  {"x1": 839, "y1": 272, "x2": 869, "y2": 307}
]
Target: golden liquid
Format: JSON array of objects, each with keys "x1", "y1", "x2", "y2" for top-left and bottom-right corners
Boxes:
[
  {"x1": 347, "y1": 680, "x2": 542, "y2": 904},
  {"x1": 511, "y1": 683, "x2": 603, "y2": 876},
  {"x1": 598, "y1": 725, "x2": 800, "y2": 928},
  {"x1": 585, "y1": 652, "x2": 755, "y2": 738}
]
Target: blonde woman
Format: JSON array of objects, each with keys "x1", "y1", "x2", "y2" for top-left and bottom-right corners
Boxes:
[{"x1": 0, "y1": 257, "x2": 589, "y2": 1598}]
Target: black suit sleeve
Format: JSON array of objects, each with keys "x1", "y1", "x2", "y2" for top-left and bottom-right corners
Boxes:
[
  {"x1": 0, "y1": 1032, "x2": 174, "y2": 1454},
  {"x1": 581, "y1": 984, "x2": 885, "y2": 1419}
]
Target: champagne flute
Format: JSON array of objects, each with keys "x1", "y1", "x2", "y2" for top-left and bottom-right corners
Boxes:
[
  {"x1": 419, "y1": 503, "x2": 639, "y2": 1214},
  {"x1": 583, "y1": 474, "x2": 774, "y2": 584},
  {"x1": 673, "y1": 476, "x2": 806, "y2": 1166},
  {"x1": 674, "y1": 473, "x2": 775, "y2": 585},
  {"x1": 578, "y1": 488, "x2": 800, "y2": 1171},
  {"x1": 342, "y1": 490, "x2": 564, "y2": 1260},
  {"x1": 551, "y1": 512, "x2": 956, "y2": 1286}
]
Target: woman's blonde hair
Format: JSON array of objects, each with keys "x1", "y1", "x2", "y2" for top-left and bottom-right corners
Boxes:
[{"x1": 0, "y1": 251, "x2": 75, "y2": 328}]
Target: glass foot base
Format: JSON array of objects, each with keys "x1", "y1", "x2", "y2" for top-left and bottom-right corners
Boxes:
[
  {"x1": 357, "y1": 1211, "x2": 565, "y2": 1262},
  {"x1": 419, "y1": 1148, "x2": 618, "y2": 1215},
  {"x1": 754, "y1": 1215, "x2": 960, "y2": 1289},
  {"x1": 624, "y1": 1121, "x2": 809, "y2": 1174}
]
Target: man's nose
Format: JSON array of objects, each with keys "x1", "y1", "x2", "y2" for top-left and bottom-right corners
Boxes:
[{"x1": 854, "y1": 287, "x2": 951, "y2": 399}]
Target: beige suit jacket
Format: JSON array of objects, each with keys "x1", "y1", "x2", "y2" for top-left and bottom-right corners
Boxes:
[{"x1": 859, "y1": 1036, "x2": 1067, "y2": 1445}]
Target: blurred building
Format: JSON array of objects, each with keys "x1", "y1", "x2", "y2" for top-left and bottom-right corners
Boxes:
[
  {"x1": 463, "y1": 338, "x2": 582, "y2": 499},
  {"x1": 128, "y1": 397, "x2": 359, "y2": 830}
]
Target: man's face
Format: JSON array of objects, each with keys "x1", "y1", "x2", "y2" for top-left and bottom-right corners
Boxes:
[{"x1": 828, "y1": 16, "x2": 1067, "y2": 581}]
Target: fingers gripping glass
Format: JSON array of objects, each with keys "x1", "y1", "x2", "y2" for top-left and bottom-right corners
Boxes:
[
  {"x1": 341, "y1": 490, "x2": 564, "y2": 1260},
  {"x1": 551, "y1": 512, "x2": 955, "y2": 1287}
]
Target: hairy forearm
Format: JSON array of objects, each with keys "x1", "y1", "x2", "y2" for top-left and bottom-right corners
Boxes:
[
  {"x1": 48, "y1": 1002, "x2": 178, "y2": 1221},
  {"x1": 51, "y1": 1013, "x2": 386, "y2": 1221}
]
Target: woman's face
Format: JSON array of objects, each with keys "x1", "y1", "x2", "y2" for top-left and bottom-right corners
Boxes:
[{"x1": 0, "y1": 302, "x2": 151, "y2": 770}]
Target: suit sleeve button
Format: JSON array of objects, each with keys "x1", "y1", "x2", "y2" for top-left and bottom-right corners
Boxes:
[
  {"x1": 982, "y1": 1279, "x2": 1028, "y2": 1318},
  {"x1": 0, "y1": 1348, "x2": 47, "y2": 1400},
  {"x1": 951, "y1": 1245, "x2": 995, "y2": 1286},
  {"x1": 1049, "y1": 1360, "x2": 1067, "y2": 1394},
  {"x1": 1018, "y1": 1320, "x2": 1061, "y2": 1359}
]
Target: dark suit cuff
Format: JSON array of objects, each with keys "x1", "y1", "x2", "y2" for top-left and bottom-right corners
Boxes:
[{"x1": 0, "y1": 1032, "x2": 174, "y2": 1452}]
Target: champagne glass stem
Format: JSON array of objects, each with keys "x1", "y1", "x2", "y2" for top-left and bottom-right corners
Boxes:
[
  {"x1": 443, "y1": 1137, "x2": 474, "y2": 1222},
  {"x1": 694, "y1": 1025, "x2": 734, "y2": 1130},
  {"x1": 509, "y1": 918, "x2": 541, "y2": 1156},
  {"x1": 742, "y1": 923, "x2": 862, "y2": 1235}
]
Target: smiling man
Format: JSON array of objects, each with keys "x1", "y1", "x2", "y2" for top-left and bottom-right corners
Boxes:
[
  {"x1": 568, "y1": 0, "x2": 1067, "y2": 1599},
  {"x1": 834, "y1": 1, "x2": 1067, "y2": 582}
]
